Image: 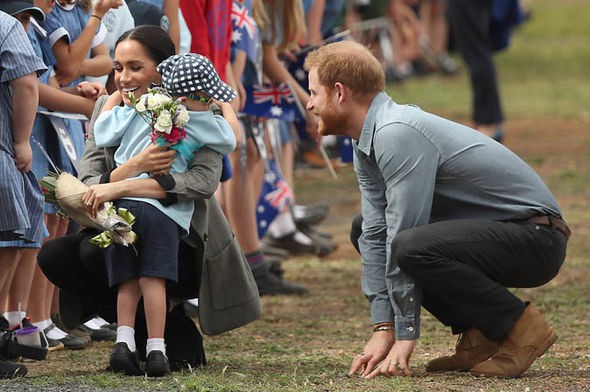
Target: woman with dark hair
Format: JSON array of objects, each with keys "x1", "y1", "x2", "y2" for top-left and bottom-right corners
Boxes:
[{"x1": 38, "y1": 25, "x2": 260, "y2": 376}]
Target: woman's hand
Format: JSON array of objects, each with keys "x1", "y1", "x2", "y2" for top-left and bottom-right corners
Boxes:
[
  {"x1": 364, "y1": 339, "x2": 417, "y2": 378},
  {"x1": 349, "y1": 330, "x2": 395, "y2": 378},
  {"x1": 82, "y1": 182, "x2": 125, "y2": 217},
  {"x1": 127, "y1": 144, "x2": 176, "y2": 176}
]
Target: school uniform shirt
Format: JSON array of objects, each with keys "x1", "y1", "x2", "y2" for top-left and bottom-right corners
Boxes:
[
  {"x1": 355, "y1": 92, "x2": 562, "y2": 340},
  {"x1": 0, "y1": 12, "x2": 47, "y2": 243},
  {"x1": 43, "y1": 1, "x2": 107, "y2": 87},
  {"x1": 42, "y1": 2, "x2": 106, "y2": 171},
  {"x1": 94, "y1": 105, "x2": 236, "y2": 233}
]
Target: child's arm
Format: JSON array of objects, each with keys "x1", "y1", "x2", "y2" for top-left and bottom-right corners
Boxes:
[
  {"x1": 38, "y1": 82, "x2": 98, "y2": 119},
  {"x1": 51, "y1": 0, "x2": 122, "y2": 85},
  {"x1": 163, "y1": 0, "x2": 181, "y2": 53},
  {"x1": 78, "y1": 43, "x2": 113, "y2": 79},
  {"x1": 11, "y1": 72, "x2": 39, "y2": 172},
  {"x1": 216, "y1": 101, "x2": 240, "y2": 150},
  {"x1": 101, "y1": 91, "x2": 123, "y2": 113}
]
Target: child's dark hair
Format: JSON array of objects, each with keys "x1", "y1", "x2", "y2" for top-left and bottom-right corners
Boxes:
[{"x1": 115, "y1": 25, "x2": 176, "y2": 65}]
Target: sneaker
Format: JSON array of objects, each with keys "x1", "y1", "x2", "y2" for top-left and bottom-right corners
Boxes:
[
  {"x1": 109, "y1": 342, "x2": 143, "y2": 376},
  {"x1": 145, "y1": 350, "x2": 171, "y2": 377},
  {"x1": 0, "y1": 359, "x2": 27, "y2": 379},
  {"x1": 251, "y1": 260, "x2": 309, "y2": 296}
]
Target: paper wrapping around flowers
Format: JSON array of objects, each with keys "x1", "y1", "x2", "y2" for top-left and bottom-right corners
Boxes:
[{"x1": 54, "y1": 172, "x2": 137, "y2": 247}]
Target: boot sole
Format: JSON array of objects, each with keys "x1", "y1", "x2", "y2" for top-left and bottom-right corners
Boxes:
[{"x1": 470, "y1": 332, "x2": 558, "y2": 378}]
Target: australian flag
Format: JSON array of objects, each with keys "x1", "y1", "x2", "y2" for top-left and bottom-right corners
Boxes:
[
  {"x1": 256, "y1": 159, "x2": 294, "y2": 238},
  {"x1": 231, "y1": 1, "x2": 259, "y2": 64},
  {"x1": 242, "y1": 82, "x2": 305, "y2": 122}
]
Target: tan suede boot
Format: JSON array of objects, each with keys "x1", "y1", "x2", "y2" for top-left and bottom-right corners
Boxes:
[
  {"x1": 426, "y1": 328, "x2": 499, "y2": 372},
  {"x1": 470, "y1": 303, "x2": 557, "y2": 378}
]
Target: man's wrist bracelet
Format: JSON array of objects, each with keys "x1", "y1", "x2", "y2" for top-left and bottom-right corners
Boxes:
[
  {"x1": 373, "y1": 325, "x2": 395, "y2": 332},
  {"x1": 90, "y1": 14, "x2": 102, "y2": 21},
  {"x1": 372, "y1": 322, "x2": 394, "y2": 332}
]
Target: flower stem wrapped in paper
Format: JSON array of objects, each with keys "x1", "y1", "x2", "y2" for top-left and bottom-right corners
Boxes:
[{"x1": 39, "y1": 172, "x2": 137, "y2": 248}]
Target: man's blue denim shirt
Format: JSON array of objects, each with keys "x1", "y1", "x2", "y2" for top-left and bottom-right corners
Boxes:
[{"x1": 353, "y1": 92, "x2": 561, "y2": 340}]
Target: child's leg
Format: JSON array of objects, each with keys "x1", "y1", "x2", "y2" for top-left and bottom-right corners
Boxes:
[
  {"x1": 139, "y1": 276, "x2": 170, "y2": 376},
  {"x1": 138, "y1": 277, "x2": 166, "y2": 340},
  {"x1": 0, "y1": 248, "x2": 21, "y2": 307},
  {"x1": 116, "y1": 278, "x2": 141, "y2": 351}
]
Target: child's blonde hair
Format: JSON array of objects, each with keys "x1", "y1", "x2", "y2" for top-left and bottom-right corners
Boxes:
[
  {"x1": 251, "y1": 0, "x2": 269, "y2": 32},
  {"x1": 266, "y1": 0, "x2": 306, "y2": 51}
]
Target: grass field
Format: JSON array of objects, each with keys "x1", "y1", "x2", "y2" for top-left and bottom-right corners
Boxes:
[{"x1": 2, "y1": 0, "x2": 589, "y2": 390}]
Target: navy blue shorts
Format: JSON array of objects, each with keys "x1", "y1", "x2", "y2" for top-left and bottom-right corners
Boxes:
[{"x1": 104, "y1": 199, "x2": 180, "y2": 287}]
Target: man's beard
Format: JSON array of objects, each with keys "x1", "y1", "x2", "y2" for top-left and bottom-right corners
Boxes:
[{"x1": 317, "y1": 102, "x2": 348, "y2": 137}]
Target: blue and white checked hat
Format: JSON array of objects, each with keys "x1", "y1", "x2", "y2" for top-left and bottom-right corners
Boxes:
[{"x1": 157, "y1": 53, "x2": 237, "y2": 102}]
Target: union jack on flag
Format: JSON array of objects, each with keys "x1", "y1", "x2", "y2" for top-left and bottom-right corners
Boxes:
[
  {"x1": 231, "y1": 1, "x2": 256, "y2": 39},
  {"x1": 231, "y1": 1, "x2": 259, "y2": 66},
  {"x1": 242, "y1": 82, "x2": 305, "y2": 122},
  {"x1": 252, "y1": 82, "x2": 296, "y2": 105},
  {"x1": 256, "y1": 159, "x2": 294, "y2": 238}
]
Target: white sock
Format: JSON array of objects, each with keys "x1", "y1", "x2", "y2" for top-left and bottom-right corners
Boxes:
[
  {"x1": 268, "y1": 211, "x2": 297, "y2": 238},
  {"x1": 83, "y1": 318, "x2": 102, "y2": 330},
  {"x1": 293, "y1": 231, "x2": 312, "y2": 245},
  {"x1": 33, "y1": 318, "x2": 52, "y2": 331},
  {"x1": 34, "y1": 319, "x2": 67, "y2": 339},
  {"x1": 186, "y1": 298, "x2": 198, "y2": 306},
  {"x1": 146, "y1": 338, "x2": 166, "y2": 356},
  {"x1": 93, "y1": 316, "x2": 110, "y2": 327},
  {"x1": 116, "y1": 326, "x2": 136, "y2": 352},
  {"x1": 4, "y1": 311, "x2": 26, "y2": 329},
  {"x1": 292, "y1": 205, "x2": 307, "y2": 220}
]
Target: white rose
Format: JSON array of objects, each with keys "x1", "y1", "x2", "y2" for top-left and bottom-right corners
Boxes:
[
  {"x1": 175, "y1": 106, "x2": 190, "y2": 128},
  {"x1": 149, "y1": 93, "x2": 172, "y2": 111},
  {"x1": 155, "y1": 111, "x2": 173, "y2": 133},
  {"x1": 135, "y1": 99, "x2": 147, "y2": 113}
]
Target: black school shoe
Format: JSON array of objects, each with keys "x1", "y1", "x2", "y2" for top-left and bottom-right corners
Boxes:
[
  {"x1": 145, "y1": 350, "x2": 171, "y2": 377},
  {"x1": 109, "y1": 342, "x2": 143, "y2": 376},
  {"x1": 251, "y1": 260, "x2": 309, "y2": 296},
  {"x1": 0, "y1": 359, "x2": 27, "y2": 379}
]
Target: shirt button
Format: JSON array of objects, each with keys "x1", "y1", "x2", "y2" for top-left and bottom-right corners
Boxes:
[
  {"x1": 407, "y1": 326, "x2": 414, "y2": 332},
  {"x1": 409, "y1": 297, "x2": 414, "y2": 302}
]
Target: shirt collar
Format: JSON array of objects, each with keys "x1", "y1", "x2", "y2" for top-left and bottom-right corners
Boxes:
[
  {"x1": 31, "y1": 17, "x2": 47, "y2": 38},
  {"x1": 356, "y1": 91, "x2": 389, "y2": 156}
]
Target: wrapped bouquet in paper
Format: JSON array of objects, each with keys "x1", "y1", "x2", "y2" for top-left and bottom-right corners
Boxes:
[{"x1": 39, "y1": 172, "x2": 137, "y2": 247}]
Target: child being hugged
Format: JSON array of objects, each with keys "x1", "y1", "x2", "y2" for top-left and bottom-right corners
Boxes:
[{"x1": 92, "y1": 53, "x2": 237, "y2": 377}]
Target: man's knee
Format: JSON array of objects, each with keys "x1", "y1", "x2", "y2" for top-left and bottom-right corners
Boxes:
[
  {"x1": 350, "y1": 214, "x2": 363, "y2": 254},
  {"x1": 391, "y1": 229, "x2": 427, "y2": 274}
]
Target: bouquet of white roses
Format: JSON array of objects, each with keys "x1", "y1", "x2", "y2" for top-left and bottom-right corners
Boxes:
[{"x1": 128, "y1": 87, "x2": 194, "y2": 159}]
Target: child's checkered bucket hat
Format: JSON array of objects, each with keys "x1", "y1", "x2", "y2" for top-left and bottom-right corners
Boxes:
[{"x1": 157, "y1": 53, "x2": 237, "y2": 102}]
